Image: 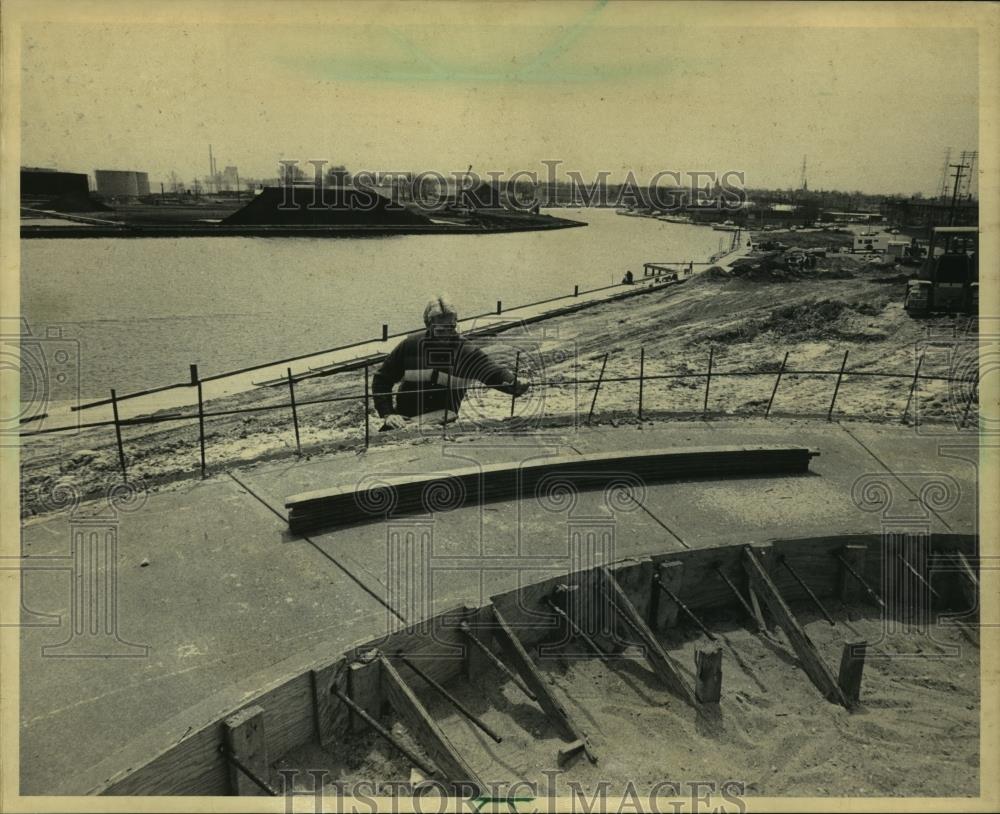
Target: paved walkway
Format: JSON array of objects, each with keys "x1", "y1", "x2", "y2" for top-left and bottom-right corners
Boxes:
[{"x1": 18, "y1": 416, "x2": 978, "y2": 793}]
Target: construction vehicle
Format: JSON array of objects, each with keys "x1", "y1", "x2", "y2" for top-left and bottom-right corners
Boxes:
[{"x1": 904, "y1": 226, "x2": 978, "y2": 316}]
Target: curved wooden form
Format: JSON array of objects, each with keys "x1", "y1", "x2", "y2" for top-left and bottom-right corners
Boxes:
[
  {"x1": 54, "y1": 531, "x2": 976, "y2": 797},
  {"x1": 285, "y1": 446, "x2": 818, "y2": 533}
]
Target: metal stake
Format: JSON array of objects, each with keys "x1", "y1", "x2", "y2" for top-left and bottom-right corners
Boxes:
[
  {"x1": 509, "y1": 351, "x2": 520, "y2": 419},
  {"x1": 702, "y1": 347, "x2": 714, "y2": 417},
  {"x1": 895, "y1": 551, "x2": 942, "y2": 599},
  {"x1": 363, "y1": 364, "x2": 370, "y2": 449},
  {"x1": 836, "y1": 553, "x2": 886, "y2": 608},
  {"x1": 110, "y1": 389, "x2": 128, "y2": 482},
  {"x1": 653, "y1": 577, "x2": 717, "y2": 640},
  {"x1": 901, "y1": 352, "x2": 924, "y2": 424},
  {"x1": 779, "y1": 555, "x2": 836, "y2": 625},
  {"x1": 332, "y1": 688, "x2": 437, "y2": 777},
  {"x1": 827, "y1": 350, "x2": 849, "y2": 421},
  {"x1": 765, "y1": 351, "x2": 789, "y2": 418},
  {"x1": 459, "y1": 622, "x2": 537, "y2": 702},
  {"x1": 196, "y1": 378, "x2": 207, "y2": 479},
  {"x1": 286, "y1": 368, "x2": 301, "y2": 456},
  {"x1": 546, "y1": 599, "x2": 609, "y2": 661},
  {"x1": 713, "y1": 565, "x2": 764, "y2": 632},
  {"x1": 586, "y1": 353, "x2": 609, "y2": 426},
  {"x1": 638, "y1": 347, "x2": 645, "y2": 420},
  {"x1": 394, "y1": 653, "x2": 503, "y2": 743},
  {"x1": 220, "y1": 746, "x2": 279, "y2": 796},
  {"x1": 959, "y1": 375, "x2": 978, "y2": 430}
]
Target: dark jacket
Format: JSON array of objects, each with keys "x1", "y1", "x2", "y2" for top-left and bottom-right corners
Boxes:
[{"x1": 372, "y1": 332, "x2": 515, "y2": 418}]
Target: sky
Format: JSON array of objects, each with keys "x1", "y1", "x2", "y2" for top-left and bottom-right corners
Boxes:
[{"x1": 18, "y1": 2, "x2": 981, "y2": 196}]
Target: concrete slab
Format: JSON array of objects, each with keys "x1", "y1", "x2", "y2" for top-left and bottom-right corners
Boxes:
[
  {"x1": 18, "y1": 477, "x2": 388, "y2": 794},
  {"x1": 231, "y1": 432, "x2": 584, "y2": 513},
  {"x1": 567, "y1": 419, "x2": 977, "y2": 543},
  {"x1": 18, "y1": 417, "x2": 980, "y2": 795},
  {"x1": 301, "y1": 481, "x2": 681, "y2": 617}
]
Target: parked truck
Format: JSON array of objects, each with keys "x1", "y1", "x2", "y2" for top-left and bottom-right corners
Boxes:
[{"x1": 904, "y1": 227, "x2": 978, "y2": 316}]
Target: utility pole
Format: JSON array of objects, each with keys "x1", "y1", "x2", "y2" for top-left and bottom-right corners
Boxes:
[{"x1": 948, "y1": 163, "x2": 968, "y2": 226}]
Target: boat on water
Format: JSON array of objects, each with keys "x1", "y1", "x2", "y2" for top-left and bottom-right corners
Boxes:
[
  {"x1": 60, "y1": 445, "x2": 978, "y2": 798},
  {"x1": 711, "y1": 221, "x2": 741, "y2": 232},
  {"x1": 656, "y1": 215, "x2": 693, "y2": 224}
]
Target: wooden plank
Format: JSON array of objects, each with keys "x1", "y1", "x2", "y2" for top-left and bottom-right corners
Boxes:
[
  {"x1": 599, "y1": 567, "x2": 697, "y2": 706},
  {"x1": 311, "y1": 660, "x2": 349, "y2": 747},
  {"x1": 379, "y1": 655, "x2": 483, "y2": 794},
  {"x1": 837, "y1": 640, "x2": 867, "y2": 708},
  {"x1": 695, "y1": 646, "x2": 723, "y2": 704},
  {"x1": 838, "y1": 544, "x2": 868, "y2": 602},
  {"x1": 72, "y1": 533, "x2": 975, "y2": 796},
  {"x1": 746, "y1": 543, "x2": 774, "y2": 633},
  {"x1": 743, "y1": 546, "x2": 849, "y2": 707},
  {"x1": 463, "y1": 604, "x2": 494, "y2": 680},
  {"x1": 285, "y1": 446, "x2": 817, "y2": 533},
  {"x1": 649, "y1": 560, "x2": 683, "y2": 630},
  {"x1": 491, "y1": 606, "x2": 596, "y2": 761},
  {"x1": 612, "y1": 557, "x2": 654, "y2": 622},
  {"x1": 348, "y1": 651, "x2": 382, "y2": 733},
  {"x1": 223, "y1": 705, "x2": 269, "y2": 796}
]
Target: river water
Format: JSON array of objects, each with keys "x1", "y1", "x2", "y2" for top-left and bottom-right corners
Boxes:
[{"x1": 20, "y1": 209, "x2": 728, "y2": 400}]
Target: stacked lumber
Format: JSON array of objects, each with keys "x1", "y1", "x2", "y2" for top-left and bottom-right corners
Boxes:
[{"x1": 285, "y1": 445, "x2": 817, "y2": 534}]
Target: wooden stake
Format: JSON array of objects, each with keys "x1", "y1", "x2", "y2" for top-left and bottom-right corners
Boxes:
[
  {"x1": 380, "y1": 655, "x2": 483, "y2": 794},
  {"x1": 743, "y1": 547, "x2": 848, "y2": 706},
  {"x1": 310, "y1": 661, "x2": 348, "y2": 747},
  {"x1": 491, "y1": 607, "x2": 596, "y2": 762},
  {"x1": 348, "y1": 651, "x2": 382, "y2": 733},
  {"x1": 695, "y1": 645, "x2": 723, "y2": 703},
  {"x1": 649, "y1": 561, "x2": 683, "y2": 630},
  {"x1": 837, "y1": 640, "x2": 867, "y2": 708},
  {"x1": 223, "y1": 705, "x2": 270, "y2": 796},
  {"x1": 599, "y1": 567, "x2": 697, "y2": 706}
]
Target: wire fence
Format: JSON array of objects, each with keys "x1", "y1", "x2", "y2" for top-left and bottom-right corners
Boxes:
[{"x1": 20, "y1": 345, "x2": 979, "y2": 483}]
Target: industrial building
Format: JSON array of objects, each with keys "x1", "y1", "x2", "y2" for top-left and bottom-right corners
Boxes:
[
  {"x1": 94, "y1": 169, "x2": 150, "y2": 198},
  {"x1": 20, "y1": 167, "x2": 90, "y2": 199}
]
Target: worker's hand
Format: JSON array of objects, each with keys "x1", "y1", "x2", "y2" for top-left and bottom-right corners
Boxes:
[{"x1": 379, "y1": 414, "x2": 408, "y2": 432}]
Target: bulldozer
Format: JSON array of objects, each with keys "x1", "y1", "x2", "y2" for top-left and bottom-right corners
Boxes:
[{"x1": 904, "y1": 226, "x2": 978, "y2": 316}]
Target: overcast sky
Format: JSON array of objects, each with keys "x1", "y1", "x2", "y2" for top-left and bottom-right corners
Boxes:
[{"x1": 19, "y1": 2, "x2": 980, "y2": 195}]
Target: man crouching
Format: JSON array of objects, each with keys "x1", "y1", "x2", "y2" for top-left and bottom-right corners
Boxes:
[{"x1": 372, "y1": 295, "x2": 529, "y2": 431}]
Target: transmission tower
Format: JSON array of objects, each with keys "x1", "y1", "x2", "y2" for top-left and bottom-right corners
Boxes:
[{"x1": 799, "y1": 155, "x2": 808, "y2": 191}]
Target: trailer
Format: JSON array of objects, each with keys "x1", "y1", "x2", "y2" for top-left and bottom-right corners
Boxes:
[{"x1": 904, "y1": 227, "x2": 978, "y2": 316}]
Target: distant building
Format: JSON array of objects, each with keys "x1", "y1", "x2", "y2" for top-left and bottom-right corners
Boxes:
[
  {"x1": 21, "y1": 167, "x2": 89, "y2": 199},
  {"x1": 221, "y1": 166, "x2": 239, "y2": 191},
  {"x1": 95, "y1": 170, "x2": 150, "y2": 198}
]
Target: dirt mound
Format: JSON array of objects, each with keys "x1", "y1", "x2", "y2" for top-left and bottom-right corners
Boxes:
[
  {"x1": 222, "y1": 186, "x2": 432, "y2": 225},
  {"x1": 43, "y1": 192, "x2": 113, "y2": 212},
  {"x1": 704, "y1": 298, "x2": 890, "y2": 344}
]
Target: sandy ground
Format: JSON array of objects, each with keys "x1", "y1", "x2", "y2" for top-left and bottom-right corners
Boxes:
[
  {"x1": 20, "y1": 230, "x2": 978, "y2": 518},
  {"x1": 275, "y1": 600, "x2": 979, "y2": 799}
]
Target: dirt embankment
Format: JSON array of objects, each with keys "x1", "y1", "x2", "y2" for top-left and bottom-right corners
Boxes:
[{"x1": 20, "y1": 231, "x2": 977, "y2": 517}]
